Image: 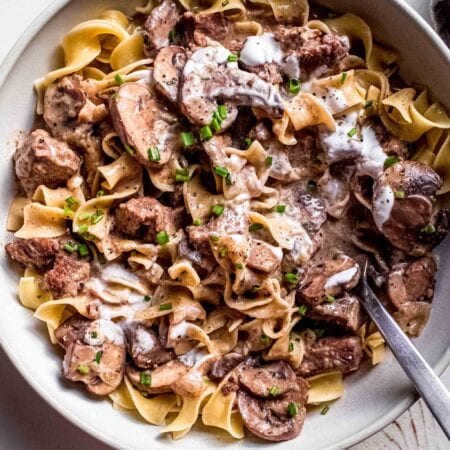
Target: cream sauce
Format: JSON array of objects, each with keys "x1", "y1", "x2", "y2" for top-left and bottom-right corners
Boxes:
[
  {"x1": 372, "y1": 184, "x2": 395, "y2": 230},
  {"x1": 324, "y1": 266, "x2": 358, "y2": 289}
]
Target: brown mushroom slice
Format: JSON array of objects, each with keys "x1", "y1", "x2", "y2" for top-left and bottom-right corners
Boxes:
[
  {"x1": 387, "y1": 256, "x2": 437, "y2": 309},
  {"x1": 372, "y1": 161, "x2": 446, "y2": 255},
  {"x1": 153, "y1": 46, "x2": 187, "y2": 103},
  {"x1": 393, "y1": 301, "x2": 431, "y2": 336},
  {"x1": 237, "y1": 360, "x2": 296, "y2": 398},
  {"x1": 298, "y1": 255, "x2": 360, "y2": 305},
  {"x1": 237, "y1": 388, "x2": 306, "y2": 442},
  {"x1": 208, "y1": 353, "x2": 244, "y2": 382},
  {"x1": 126, "y1": 359, "x2": 188, "y2": 394},
  {"x1": 180, "y1": 46, "x2": 284, "y2": 127},
  {"x1": 110, "y1": 82, "x2": 180, "y2": 167}
]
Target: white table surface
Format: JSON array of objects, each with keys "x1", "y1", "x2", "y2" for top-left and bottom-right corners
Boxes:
[{"x1": 0, "y1": 1, "x2": 448, "y2": 449}]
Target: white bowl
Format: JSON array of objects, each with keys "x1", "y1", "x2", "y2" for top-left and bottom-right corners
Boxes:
[{"x1": 0, "y1": 1, "x2": 449, "y2": 449}]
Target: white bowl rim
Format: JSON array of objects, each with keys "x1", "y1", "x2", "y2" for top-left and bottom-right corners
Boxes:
[{"x1": 0, "y1": 0, "x2": 449, "y2": 448}]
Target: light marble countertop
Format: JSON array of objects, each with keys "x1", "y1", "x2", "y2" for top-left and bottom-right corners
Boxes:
[{"x1": 0, "y1": 1, "x2": 448, "y2": 449}]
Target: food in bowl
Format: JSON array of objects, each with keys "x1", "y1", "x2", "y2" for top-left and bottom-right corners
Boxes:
[{"x1": 4, "y1": 0, "x2": 450, "y2": 442}]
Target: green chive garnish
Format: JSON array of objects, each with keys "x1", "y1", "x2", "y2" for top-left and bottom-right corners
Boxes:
[
  {"x1": 394, "y1": 190, "x2": 406, "y2": 199},
  {"x1": 95, "y1": 350, "x2": 103, "y2": 364},
  {"x1": 347, "y1": 128, "x2": 357, "y2": 138},
  {"x1": 193, "y1": 218, "x2": 202, "y2": 226},
  {"x1": 159, "y1": 303, "x2": 172, "y2": 311},
  {"x1": 288, "y1": 342, "x2": 294, "y2": 352},
  {"x1": 148, "y1": 146, "x2": 161, "y2": 162},
  {"x1": 211, "y1": 117, "x2": 222, "y2": 133},
  {"x1": 156, "y1": 231, "x2": 169, "y2": 245},
  {"x1": 227, "y1": 54, "x2": 238, "y2": 62},
  {"x1": 212, "y1": 204, "x2": 225, "y2": 216},
  {"x1": 384, "y1": 156, "x2": 399, "y2": 168},
  {"x1": 209, "y1": 234, "x2": 220, "y2": 243},
  {"x1": 244, "y1": 138, "x2": 253, "y2": 148},
  {"x1": 78, "y1": 244, "x2": 89, "y2": 257},
  {"x1": 235, "y1": 263, "x2": 244, "y2": 270},
  {"x1": 421, "y1": 224, "x2": 436, "y2": 234},
  {"x1": 249, "y1": 223, "x2": 264, "y2": 232},
  {"x1": 275, "y1": 204, "x2": 286, "y2": 213},
  {"x1": 340, "y1": 72, "x2": 347, "y2": 84},
  {"x1": 200, "y1": 125, "x2": 213, "y2": 141},
  {"x1": 269, "y1": 385, "x2": 280, "y2": 397},
  {"x1": 77, "y1": 364, "x2": 90, "y2": 374},
  {"x1": 287, "y1": 402, "x2": 299, "y2": 417},
  {"x1": 114, "y1": 74, "x2": 124, "y2": 85},
  {"x1": 140, "y1": 372, "x2": 152, "y2": 386},
  {"x1": 222, "y1": 0, "x2": 229, "y2": 6},
  {"x1": 260, "y1": 334, "x2": 271, "y2": 345},
  {"x1": 365, "y1": 100, "x2": 374, "y2": 109},
  {"x1": 265, "y1": 156, "x2": 273, "y2": 167},
  {"x1": 144, "y1": 295, "x2": 151, "y2": 302},
  {"x1": 64, "y1": 242, "x2": 76, "y2": 253},
  {"x1": 298, "y1": 305, "x2": 307, "y2": 315},
  {"x1": 321, "y1": 405, "x2": 330, "y2": 415},
  {"x1": 217, "y1": 105, "x2": 227, "y2": 120},
  {"x1": 289, "y1": 79, "x2": 301, "y2": 94},
  {"x1": 324, "y1": 295, "x2": 335, "y2": 303},
  {"x1": 96, "y1": 190, "x2": 104, "y2": 197},
  {"x1": 284, "y1": 272, "x2": 299, "y2": 284},
  {"x1": 91, "y1": 332, "x2": 97, "y2": 339},
  {"x1": 175, "y1": 168, "x2": 191, "y2": 182},
  {"x1": 64, "y1": 196, "x2": 79, "y2": 209},
  {"x1": 214, "y1": 166, "x2": 232, "y2": 185},
  {"x1": 124, "y1": 144, "x2": 135, "y2": 155},
  {"x1": 78, "y1": 224, "x2": 88, "y2": 234},
  {"x1": 180, "y1": 131, "x2": 195, "y2": 147}
]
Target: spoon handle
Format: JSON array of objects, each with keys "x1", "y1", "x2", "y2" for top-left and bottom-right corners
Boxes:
[{"x1": 359, "y1": 279, "x2": 450, "y2": 439}]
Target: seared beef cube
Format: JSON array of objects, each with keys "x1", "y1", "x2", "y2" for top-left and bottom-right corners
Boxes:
[{"x1": 6, "y1": 237, "x2": 60, "y2": 270}]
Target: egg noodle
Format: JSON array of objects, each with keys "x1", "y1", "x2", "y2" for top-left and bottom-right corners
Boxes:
[{"x1": 6, "y1": 0, "x2": 449, "y2": 442}]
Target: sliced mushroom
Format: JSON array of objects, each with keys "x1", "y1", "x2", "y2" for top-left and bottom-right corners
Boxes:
[
  {"x1": 393, "y1": 302, "x2": 431, "y2": 336},
  {"x1": 387, "y1": 256, "x2": 436, "y2": 309},
  {"x1": 237, "y1": 377, "x2": 308, "y2": 442},
  {"x1": 298, "y1": 255, "x2": 360, "y2": 305},
  {"x1": 237, "y1": 360, "x2": 296, "y2": 398},
  {"x1": 153, "y1": 46, "x2": 187, "y2": 103},
  {"x1": 110, "y1": 82, "x2": 180, "y2": 167},
  {"x1": 372, "y1": 161, "x2": 448, "y2": 255},
  {"x1": 180, "y1": 47, "x2": 284, "y2": 127},
  {"x1": 126, "y1": 359, "x2": 188, "y2": 394},
  {"x1": 55, "y1": 316, "x2": 126, "y2": 396},
  {"x1": 124, "y1": 323, "x2": 175, "y2": 369},
  {"x1": 208, "y1": 352, "x2": 244, "y2": 382}
]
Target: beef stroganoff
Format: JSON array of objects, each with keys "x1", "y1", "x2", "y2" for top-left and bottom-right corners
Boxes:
[{"x1": 5, "y1": 0, "x2": 450, "y2": 442}]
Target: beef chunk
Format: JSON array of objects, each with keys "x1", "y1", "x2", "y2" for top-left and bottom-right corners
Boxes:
[
  {"x1": 14, "y1": 129, "x2": 80, "y2": 195},
  {"x1": 208, "y1": 352, "x2": 244, "y2": 381},
  {"x1": 296, "y1": 336, "x2": 363, "y2": 377},
  {"x1": 177, "y1": 12, "x2": 232, "y2": 48},
  {"x1": 370, "y1": 120, "x2": 408, "y2": 158},
  {"x1": 6, "y1": 237, "x2": 60, "y2": 270},
  {"x1": 143, "y1": 0, "x2": 182, "y2": 55},
  {"x1": 41, "y1": 253, "x2": 90, "y2": 298},
  {"x1": 247, "y1": 240, "x2": 282, "y2": 273},
  {"x1": 309, "y1": 293, "x2": 363, "y2": 332},
  {"x1": 123, "y1": 323, "x2": 174, "y2": 369},
  {"x1": 274, "y1": 27, "x2": 349, "y2": 78},
  {"x1": 186, "y1": 224, "x2": 214, "y2": 259},
  {"x1": 114, "y1": 197, "x2": 175, "y2": 242}
]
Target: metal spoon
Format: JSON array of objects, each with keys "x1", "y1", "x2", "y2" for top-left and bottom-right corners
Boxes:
[{"x1": 357, "y1": 262, "x2": 450, "y2": 439}]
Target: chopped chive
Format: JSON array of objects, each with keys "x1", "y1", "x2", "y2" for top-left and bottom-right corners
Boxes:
[
  {"x1": 159, "y1": 303, "x2": 172, "y2": 311},
  {"x1": 265, "y1": 156, "x2": 273, "y2": 167},
  {"x1": 321, "y1": 405, "x2": 330, "y2": 415},
  {"x1": 365, "y1": 100, "x2": 374, "y2": 109},
  {"x1": 96, "y1": 190, "x2": 104, "y2": 197},
  {"x1": 156, "y1": 231, "x2": 169, "y2": 245},
  {"x1": 214, "y1": 166, "x2": 232, "y2": 185},
  {"x1": 421, "y1": 223, "x2": 436, "y2": 234},
  {"x1": 193, "y1": 218, "x2": 202, "y2": 226},
  {"x1": 289, "y1": 79, "x2": 301, "y2": 94},
  {"x1": 324, "y1": 295, "x2": 335, "y2": 303},
  {"x1": 203, "y1": 376, "x2": 211, "y2": 384},
  {"x1": 227, "y1": 54, "x2": 238, "y2": 62},
  {"x1": 64, "y1": 242, "x2": 76, "y2": 253},
  {"x1": 124, "y1": 144, "x2": 135, "y2": 155},
  {"x1": 180, "y1": 131, "x2": 195, "y2": 147},
  {"x1": 222, "y1": 0, "x2": 229, "y2": 6},
  {"x1": 275, "y1": 204, "x2": 286, "y2": 213},
  {"x1": 140, "y1": 372, "x2": 152, "y2": 386},
  {"x1": 284, "y1": 272, "x2": 299, "y2": 284},
  {"x1": 95, "y1": 350, "x2": 104, "y2": 364},
  {"x1": 78, "y1": 224, "x2": 89, "y2": 234},
  {"x1": 340, "y1": 72, "x2": 347, "y2": 84},
  {"x1": 212, "y1": 204, "x2": 225, "y2": 216},
  {"x1": 249, "y1": 223, "x2": 264, "y2": 232},
  {"x1": 288, "y1": 342, "x2": 294, "y2": 352},
  {"x1": 77, "y1": 364, "x2": 90, "y2": 374},
  {"x1": 209, "y1": 234, "x2": 220, "y2": 243},
  {"x1": 91, "y1": 332, "x2": 97, "y2": 339},
  {"x1": 63, "y1": 205, "x2": 74, "y2": 217},
  {"x1": 217, "y1": 104, "x2": 227, "y2": 120},
  {"x1": 219, "y1": 247, "x2": 228, "y2": 257},
  {"x1": 91, "y1": 210, "x2": 104, "y2": 225},
  {"x1": 199, "y1": 125, "x2": 213, "y2": 141},
  {"x1": 347, "y1": 128, "x2": 358, "y2": 138},
  {"x1": 168, "y1": 30, "x2": 175, "y2": 42},
  {"x1": 148, "y1": 146, "x2": 161, "y2": 162},
  {"x1": 384, "y1": 156, "x2": 399, "y2": 168},
  {"x1": 298, "y1": 305, "x2": 308, "y2": 315},
  {"x1": 144, "y1": 295, "x2": 151, "y2": 302},
  {"x1": 211, "y1": 117, "x2": 222, "y2": 133},
  {"x1": 260, "y1": 334, "x2": 271, "y2": 345},
  {"x1": 78, "y1": 244, "x2": 89, "y2": 257},
  {"x1": 78, "y1": 212, "x2": 92, "y2": 221},
  {"x1": 394, "y1": 190, "x2": 406, "y2": 199},
  {"x1": 114, "y1": 73, "x2": 124, "y2": 85},
  {"x1": 235, "y1": 263, "x2": 244, "y2": 270},
  {"x1": 287, "y1": 402, "x2": 299, "y2": 417},
  {"x1": 175, "y1": 168, "x2": 191, "y2": 183},
  {"x1": 64, "y1": 196, "x2": 79, "y2": 209},
  {"x1": 269, "y1": 385, "x2": 280, "y2": 397},
  {"x1": 244, "y1": 137, "x2": 253, "y2": 148}
]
